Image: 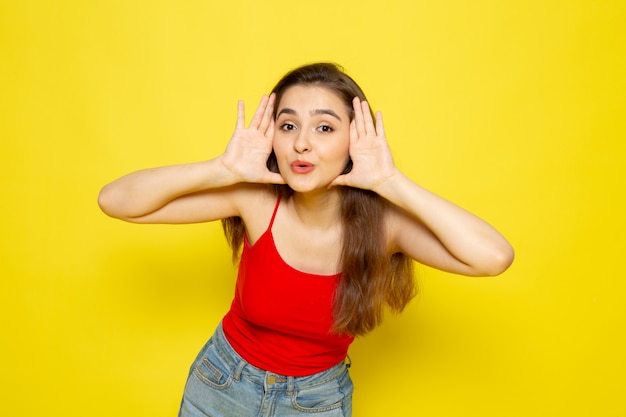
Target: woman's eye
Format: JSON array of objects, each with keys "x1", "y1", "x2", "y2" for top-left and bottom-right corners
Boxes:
[
  {"x1": 317, "y1": 125, "x2": 333, "y2": 133},
  {"x1": 280, "y1": 123, "x2": 296, "y2": 131}
]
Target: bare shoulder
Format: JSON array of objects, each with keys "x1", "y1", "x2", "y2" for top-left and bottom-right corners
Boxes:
[
  {"x1": 233, "y1": 184, "x2": 280, "y2": 242},
  {"x1": 383, "y1": 202, "x2": 431, "y2": 255}
]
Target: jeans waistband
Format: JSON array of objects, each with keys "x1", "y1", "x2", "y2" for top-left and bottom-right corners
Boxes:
[{"x1": 212, "y1": 322, "x2": 350, "y2": 392}]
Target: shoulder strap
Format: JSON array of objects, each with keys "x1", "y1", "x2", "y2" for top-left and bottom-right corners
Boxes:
[{"x1": 268, "y1": 195, "x2": 281, "y2": 229}]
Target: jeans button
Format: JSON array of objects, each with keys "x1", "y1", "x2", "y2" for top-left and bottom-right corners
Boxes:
[{"x1": 267, "y1": 375, "x2": 276, "y2": 385}]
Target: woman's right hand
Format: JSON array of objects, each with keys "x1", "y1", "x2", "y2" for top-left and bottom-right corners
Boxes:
[{"x1": 220, "y1": 94, "x2": 285, "y2": 185}]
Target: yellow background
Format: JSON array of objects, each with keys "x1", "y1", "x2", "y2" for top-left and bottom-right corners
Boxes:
[{"x1": 2, "y1": 1, "x2": 624, "y2": 416}]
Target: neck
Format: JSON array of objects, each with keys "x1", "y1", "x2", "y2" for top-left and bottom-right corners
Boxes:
[{"x1": 289, "y1": 188, "x2": 342, "y2": 229}]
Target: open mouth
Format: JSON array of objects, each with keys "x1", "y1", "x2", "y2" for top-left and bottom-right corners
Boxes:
[{"x1": 291, "y1": 160, "x2": 314, "y2": 173}]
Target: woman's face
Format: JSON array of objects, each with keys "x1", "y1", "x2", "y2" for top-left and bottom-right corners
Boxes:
[{"x1": 273, "y1": 85, "x2": 351, "y2": 193}]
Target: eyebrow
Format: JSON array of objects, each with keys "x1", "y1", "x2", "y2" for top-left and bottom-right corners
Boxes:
[{"x1": 276, "y1": 108, "x2": 342, "y2": 121}]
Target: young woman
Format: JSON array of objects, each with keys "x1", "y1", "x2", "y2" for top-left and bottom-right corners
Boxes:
[{"x1": 98, "y1": 62, "x2": 514, "y2": 417}]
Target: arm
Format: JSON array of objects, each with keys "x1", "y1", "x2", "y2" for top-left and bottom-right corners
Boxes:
[
  {"x1": 379, "y1": 172, "x2": 514, "y2": 276},
  {"x1": 98, "y1": 94, "x2": 284, "y2": 224},
  {"x1": 330, "y1": 98, "x2": 514, "y2": 276}
]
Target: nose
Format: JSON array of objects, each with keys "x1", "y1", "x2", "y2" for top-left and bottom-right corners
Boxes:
[{"x1": 293, "y1": 130, "x2": 311, "y2": 153}]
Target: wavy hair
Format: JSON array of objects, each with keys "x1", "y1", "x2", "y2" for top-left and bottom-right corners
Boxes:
[{"x1": 222, "y1": 63, "x2": 416, "y2": 336}]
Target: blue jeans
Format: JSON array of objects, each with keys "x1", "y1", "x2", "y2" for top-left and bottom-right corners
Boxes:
[{"x1": 178, "y1": 323, "x2": 353, "y2": 417}]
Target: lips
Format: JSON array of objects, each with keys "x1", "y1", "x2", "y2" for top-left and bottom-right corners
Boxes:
[{"x1": 290, "y1": 160, "x2": 314, "y2": 174}]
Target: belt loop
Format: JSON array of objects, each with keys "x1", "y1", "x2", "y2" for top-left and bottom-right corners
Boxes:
[
  {"x1": 233, "y1": 358, "x2": 247, "y2": 382},
  {"x1": 345, "y1": 355, "x2": 352, "y2": 369},
  {"x1": 287, "y1": 376, "x2": 295, "y2": 395}
]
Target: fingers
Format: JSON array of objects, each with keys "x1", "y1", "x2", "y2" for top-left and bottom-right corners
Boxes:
[
  {"x1": 360, "y1": 101, "x2": 375, "y2": 136},
  {"x1": 352, "y1": 97, "x2": 366, "y2": 137},
  {"x1": 248, "y1": 95, "x2": 267, "y2": 129},
  {"x1": 235, "y1": 100, "x2": 245, "y2": 130},
  {"x1": 349, "y1": 119, "x2": 358, "y2": 143},
  {"x1": 258, "y1": 93, "x2": 275, "y2": 133},
  {"x1": 250, "y1": 93, "x2": 275, "y2": 132},
  {"x1": 375, "y1": 111, "x2": 385, "y2": 137},
  {"x1": 266, "y1": 118, "x2": 275, "y2": 139},
  {"x1": 352, "y1": 97, "x2": 380, "y2": 137}
]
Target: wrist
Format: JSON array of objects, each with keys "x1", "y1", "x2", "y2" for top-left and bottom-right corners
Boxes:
[
  {"x1": 371, "y1": 167, "x2": 403, "y2": 197},
  {"x1": 211, "y1": 156, "x2": 242, "y2": 187}
]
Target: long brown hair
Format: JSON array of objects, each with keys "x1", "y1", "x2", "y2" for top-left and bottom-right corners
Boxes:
[{"x1": 222, "y1": 63, "x2": 416, "y2": 336}]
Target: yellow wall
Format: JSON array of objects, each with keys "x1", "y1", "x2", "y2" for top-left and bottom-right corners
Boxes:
[{"x1": 2, "y1": 1, "x2": 624, "y2": 415}]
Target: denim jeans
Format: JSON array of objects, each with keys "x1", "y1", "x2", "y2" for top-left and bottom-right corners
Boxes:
[{"x1": 178, "y1": 322, "x2": 353, "y2": 417}]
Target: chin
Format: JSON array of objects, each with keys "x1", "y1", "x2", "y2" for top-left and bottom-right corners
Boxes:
[
  {"x1": 286, "y1": 183, "x2": 319, "y2": 193},
  {"x1": 284, "y1": 179, "x2": 327, "y2": 194}
]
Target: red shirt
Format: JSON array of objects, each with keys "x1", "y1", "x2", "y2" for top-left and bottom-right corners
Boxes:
[{"x1": 222, "y1": 197, "x2": 354, "y2": 376}]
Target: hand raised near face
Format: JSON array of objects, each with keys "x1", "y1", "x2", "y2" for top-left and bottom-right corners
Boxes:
[
  {"x1": 329, "y1": 97, "x2": 397, "y2": 191},
  {"x1": 220, "y1": 94, "x2": 285, "y2": 185}
]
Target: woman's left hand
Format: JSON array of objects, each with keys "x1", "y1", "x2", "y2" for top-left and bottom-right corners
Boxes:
[{"x1": 329, "y1": 97, "x2": 398, "y2": 191}]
